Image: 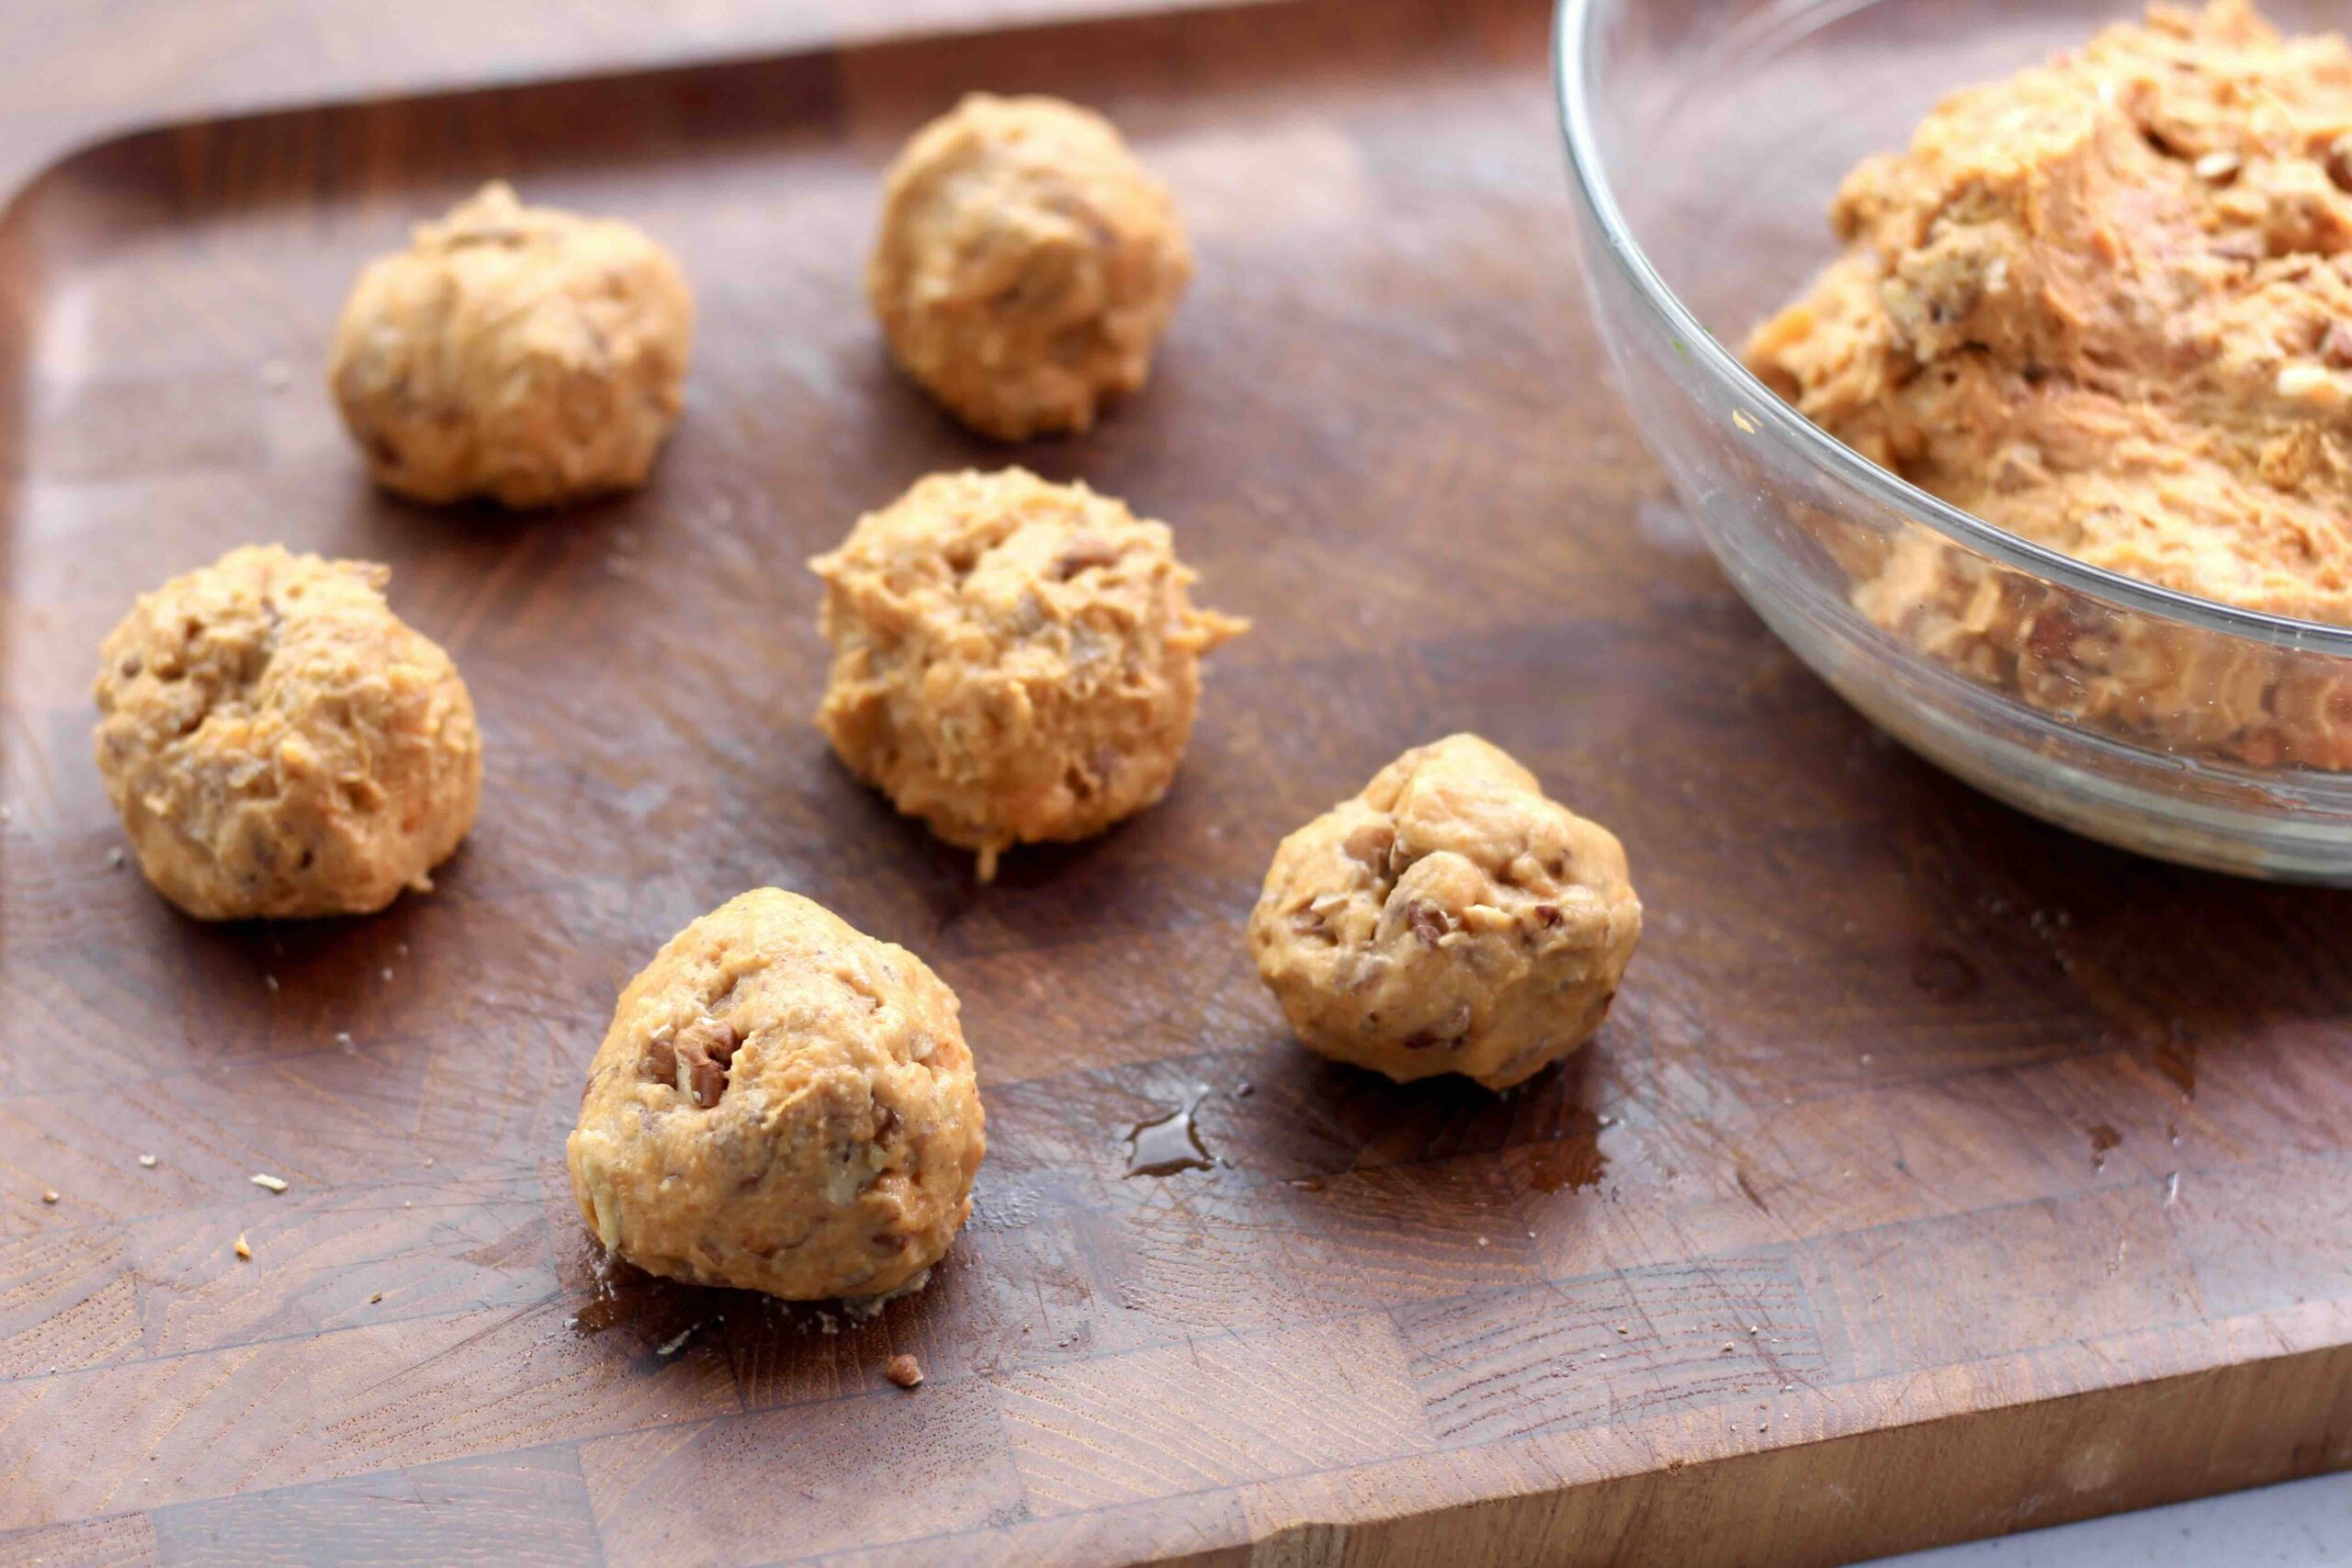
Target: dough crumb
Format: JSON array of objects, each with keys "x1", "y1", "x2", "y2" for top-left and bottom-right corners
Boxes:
[
  {"x1": 331, "y1": 181, "x2": 694, "y2": 508},
  {"x1": 885, "y1": 1353, "x2": 924, "y2": 1389},
  {"x1": 91, "y1": 546, "x2": 481, "y2": 920},
  {"x1": 566, "y1": 889, "x2": 986, "y2": 1301},
  {"x1": 1249, "y1": 735, "x2": 1643, "y2": 1090},
  {"x1": 812, "y1": 468, "x2": 1244, "y2": 879},
  {"x1": 870, "y1": 95, "x2": 1191, "y2": 440}
]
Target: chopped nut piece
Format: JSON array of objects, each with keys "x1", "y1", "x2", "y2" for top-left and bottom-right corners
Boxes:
[
  {"x1": 640, "y1": 1033, "x2": 678, "y2": 1087},
  {"x1": 137, "y1": 1155, "x2": 157, "y2": 1168},
  {"x1": 885, "y1": 1353, "x2": 924, "y2": 1389},
  {"x1": 688, "y1": 1055, "x2": 728, "y2": 1109},
  {"x1": 234, "y1": 1234, "x2": 253, "y2": 1260},
  {"x1": 40, "y1": 1188, "x2": 59, "y2": 1204},
  {"x1": 250, "y1": 1173, "x2": 288, "y2": 1193},
  {"x1": 2277, "y1": 363, "x2": 2337, "y2": 401},
  {"x1": 1341, "y1": 823, "x2": 1395, "y2": 868},
  {"x1": 1053, "y1": 535, "x2": 1123, "y2": 580}
]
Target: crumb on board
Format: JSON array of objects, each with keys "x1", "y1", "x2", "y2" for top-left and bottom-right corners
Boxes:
[
  {"x1": 107, "y1": 847, "x2": 125, "y2": 869},
  {"x1": 885, "y1": 1353, "x2": 924, "y2": 1389},
  {"x1": 369, "y1": 1292, "x2": 385, "y2": 1304},
  {"x1": 251, "y1": 1173, "x2": 288, "y2": 1193},
  {"x1": 40, "y1": 1188, "x2": 59, "y2": 1204},
  {"x1": 234, "y1": 1234, "x2": 253, "y2": 1260},
  {"x1": 138, "y1": 1155, "x2": 156, "y2": 1168}
]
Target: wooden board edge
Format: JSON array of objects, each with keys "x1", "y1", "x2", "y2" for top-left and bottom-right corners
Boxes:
[{"x1": 1217, "y1": 1337, "x2": 2352, "y2": 1567}]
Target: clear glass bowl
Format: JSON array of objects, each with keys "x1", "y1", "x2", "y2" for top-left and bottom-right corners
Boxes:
[{"x1": 1556, "y1": 0, "x2": 2352, "y2": 881}]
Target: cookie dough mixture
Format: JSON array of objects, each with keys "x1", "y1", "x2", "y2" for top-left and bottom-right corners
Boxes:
[
  {"x1": 567, "y1": 888, "x2": 986, "y2": 1302},
  {"x1": 330, "y1": 182, "x2": 694, "y2": 508},
  {"x1": 811, "y1": 468, "x2": 1245, "y2": 880},
  {"x1": 869, "y1": 94, "x2": 1192, "y2": 440},
  {"x1": 92, "y1": 545, "x2": 481, "y2": 919},
  {"x1": 1747, "y1": 0, "x2": 2352, "y2": 766},
  {"x1": 1249, "y1": 735, "x2": 1642, "y2": 1091}
]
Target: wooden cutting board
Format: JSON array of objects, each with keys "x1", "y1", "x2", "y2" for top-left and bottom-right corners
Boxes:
[{"x1": 2, "y1": 1, "x2": 2348, "y2": 1563}]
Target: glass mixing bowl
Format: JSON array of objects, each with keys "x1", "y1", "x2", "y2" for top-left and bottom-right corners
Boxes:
[{"x1": 1556, "y1": 0, "x2": 2352, "y2": 881}]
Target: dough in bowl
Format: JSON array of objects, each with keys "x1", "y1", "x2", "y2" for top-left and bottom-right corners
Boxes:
[
  {"x1": 1747, "y1": 0, "x2": 2352, "y2": 766},
  {"x1": 91, "y1": 544, "x2": 481, "y2": 919},
  {"x1": 869, "y1": 94, "x2": 1192, "y2": 440},
  {"x1": 567, "y1": 888, "x2": 986, "y2": 1303},
  {"x1": 330, "y1": 181, "x2": 694, "y2": 508},
  {"x1": 1249, "y1": 735, "x2": 1642, "y2": 1091},
  {"x1": 811, "y1": 468, "x2": 1245, "y2": 880}
]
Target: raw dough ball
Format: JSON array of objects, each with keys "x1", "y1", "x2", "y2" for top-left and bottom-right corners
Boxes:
[
  {"x1": 566, "y1": 888, "x2": 986, "y2": 1302},
  {"x1": 811, "y1": 468, "x2": 1245, "y2": 880},
  {"x1": 91, "y1": 545, "x2": 481, "y2": 919},
  {"x1": 1249, "y1": 735, "x2": 1642, "y2": 1091},
  {"x1": 869, "y1": 94, "x2": 1192, "y2": 440},
  {"x1": 329, "y1": 181, "x2": 694, "y2": 508}
]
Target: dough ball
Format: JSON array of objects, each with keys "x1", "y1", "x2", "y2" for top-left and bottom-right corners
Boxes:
[
  {"x1": 1249, "y1": 735, "x2": 1642, "y2": 1091},
  {"x1": 92, "y1": 545, "x2": 481, "y2": 920},
  {"x1": 567, "y1": 888, "x2": 986, "y2": 1303},
  {"x1": 330, "y1": 181, "x2": 694, "y2": 508},
  {"x1": 868, "y1": 94, "x2": 1192, "y2": 440},
  {"x1": 811, "y1": 468, "x2": 1245, "y2": 880}
]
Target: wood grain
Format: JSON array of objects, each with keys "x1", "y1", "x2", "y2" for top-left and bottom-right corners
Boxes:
[{"x1": 2, "y1": 0, "x2": 2351, "y2": 1563}]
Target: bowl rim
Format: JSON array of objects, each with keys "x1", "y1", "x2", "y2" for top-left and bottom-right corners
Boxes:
[{"x1": 1551, "y1": 0, "x2": 2352, "y2": 659}]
